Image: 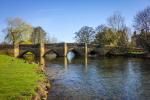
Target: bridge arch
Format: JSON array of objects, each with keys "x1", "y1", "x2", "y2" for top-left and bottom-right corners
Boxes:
[
  {"x1": 88, "y1": 50, "x2": 99, "y2": 57},
  {"x1": 44, "y1": 49, "x2": 60, "y2": 57},
  {"x1": 19, "y1": 50, "x2": 38, "y2": 58},
  {"x1": 67, "y1": 48, "x2": 81, "y2": 57}
]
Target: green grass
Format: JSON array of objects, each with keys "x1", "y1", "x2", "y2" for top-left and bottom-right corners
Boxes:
[
  {"x1": 0, "y1": 55, "x2": 45, "y2": 100},
  {"x1": 128, "y1": 51, "x2": 145, "y2": 54}
]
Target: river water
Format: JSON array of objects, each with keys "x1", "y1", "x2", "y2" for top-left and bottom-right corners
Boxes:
[{"x1": 45, "y1": 56, "x2": 150, "y2": 100}]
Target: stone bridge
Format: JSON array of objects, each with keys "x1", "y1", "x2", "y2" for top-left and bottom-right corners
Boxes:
[{"x1": 0, "y1": 43, "x2": 113, "y2": 58}]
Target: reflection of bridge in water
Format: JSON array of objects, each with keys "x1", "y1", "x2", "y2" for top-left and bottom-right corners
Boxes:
[
  {"x1": 64, "y1": 56, "x2": 88, "y2": 72},
  {"x1": 46, "y1": 56, "x2": 88, "y2": 72}
]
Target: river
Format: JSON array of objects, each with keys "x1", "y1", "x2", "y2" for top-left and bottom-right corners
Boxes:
[{"x1": 45, "y1": 56, "x2": 150, "y2": 100}]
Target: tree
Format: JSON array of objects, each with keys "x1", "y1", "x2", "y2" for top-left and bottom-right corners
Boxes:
[
  {"x1": 4, "y1": 18, "x2": 33, "y2": 45},
  {"x1": 133, "y1": 6, "x2": 150, "y2": 51},
  {"x1": 95, "y1": 23, "x2": 129, "y2": 47},
  {"x1": 107, "y1": 12, "x2": 129, "y2": 47},
  {"x1": 139, "y1": 29, "x2": 150, "y2": 51},
  {"x1": 31, "y1": 26, "x2": 46, "y2": 44},
  {"x1": 116, "y1": 28, "x2": 129, "y2": 47},
  {"x1": 133, "y1": 6, "x2": 150, "y2": 32},
  {"x1": 95, "y1": 25, "x2": 116, "y2": 46},
  {"x1": 45, "y1": 34, "x2": 58, "y2": 43},
  {"x1": 74, "y1": 26, "x2": 95, "y2": 43},
  {"x1": 107, "y1": 12, "x2": 126, "y2": 31},
  {"x1": 95, "y1": 24, "x2": 107, "y2": 34}
]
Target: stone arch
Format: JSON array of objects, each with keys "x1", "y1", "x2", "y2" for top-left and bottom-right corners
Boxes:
[
  {"x1": 88, "y1": 50, "x2": 99, "y2": 57},
  {"x1": 19, "y1": 50, "x2": 38, "y2": 58},
  {"x1": 44, "y1": 49, "x2": 60, "y2": 57},
  {"x1": 67, "y1": 48, "x2": 81, "y2": 57}
]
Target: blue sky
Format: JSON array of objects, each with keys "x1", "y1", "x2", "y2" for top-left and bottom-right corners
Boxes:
[{"x1": 0, "y1": 0, "x2": 150, "y2": 42}]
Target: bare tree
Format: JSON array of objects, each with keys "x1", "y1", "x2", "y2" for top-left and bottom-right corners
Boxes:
[
  {"x1": 3, "y1": 18, "x2": 33, "y2": 45},
  {"x1": 107, "y1": 12, "x2": 126, "y2": 31},
  {"x1": 133, "y1": 6, "x2": 150, "y2": 51},
  {"x1": 45, "y1": 34, "x2": 58, "y2": 43},
  {"x1": 95, "y1": 15, "x2": 129, "y2": 47},
  {"x1": 106, "y1": 12, "x2": 129, "y2": 47},
  {"x1": 74, "y1": 26, "x2": 95, "y2": 44},
  {"x1": 95, "y1": 24, "x2": 108, "y2": 33},
  {"x1": 133, "y1": 6, "x2": 150, "y2": 32}
]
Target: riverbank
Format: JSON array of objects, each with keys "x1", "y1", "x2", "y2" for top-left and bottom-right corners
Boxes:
[
  {"x1": 107, "y1": 52, "x2": 150, "y2": 59},
  {"x1": 0, "y1": 55, "x2": 50, "y2": 100}
]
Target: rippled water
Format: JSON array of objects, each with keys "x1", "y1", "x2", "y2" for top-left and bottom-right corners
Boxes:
[{"x1": 45, "y1": 57, "x2": 150, "y2": 100}]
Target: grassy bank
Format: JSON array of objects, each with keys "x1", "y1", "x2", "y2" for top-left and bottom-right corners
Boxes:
[{"x1": 0, "y1": 55, "x2": 46, "y2": 100}]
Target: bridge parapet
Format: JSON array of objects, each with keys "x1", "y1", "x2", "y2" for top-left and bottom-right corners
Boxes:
[
  {"x1": 44, "y1": 43, "x2": 64, "y2": 48},
  {"x1": 67, "y1": 43, "x2": 85, "y2": 46},
  {"x1": 19, "y1": 44, "x2": 39, "y2": 48}
]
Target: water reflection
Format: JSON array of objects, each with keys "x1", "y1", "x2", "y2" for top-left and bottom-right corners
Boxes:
[
  {"x1": 45, "y1": 52, "x2": 57, "y2": 61},
  {"x1": 84, "y1": 56, "x2": 88, "y2": 73},
  {"x1": 46, "y1": 57, "x2": 150, "y2": 100},
  {"x1": 64, "y1": 57, "x2": 68, "y2": 71},
  {"x1": 67, "y1": 51, "x2": 75, "y2": 63}
]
